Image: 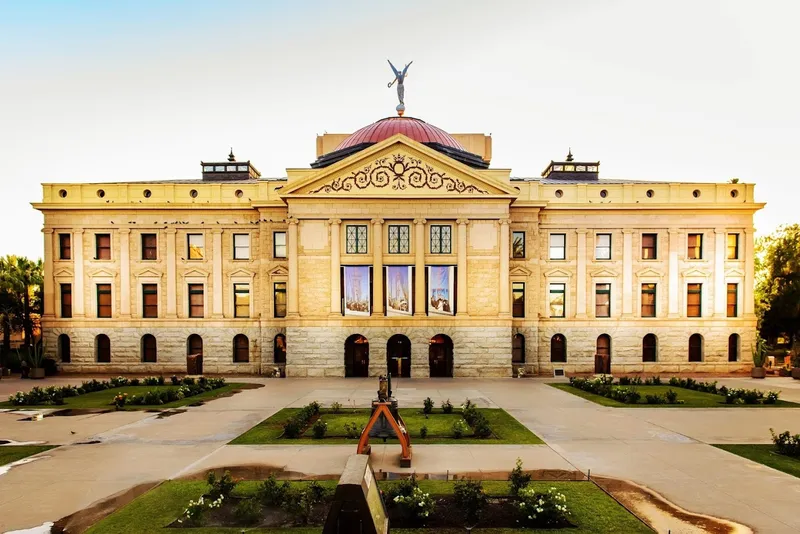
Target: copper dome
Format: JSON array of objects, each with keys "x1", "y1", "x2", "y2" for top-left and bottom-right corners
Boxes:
[{"x1": 335, "y1": 116, "x2": 465, "y2": 151}]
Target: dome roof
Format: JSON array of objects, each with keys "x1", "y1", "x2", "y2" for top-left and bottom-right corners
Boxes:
[{"x1": 335, "y1": 116, "x2": 465, "y2": 151}]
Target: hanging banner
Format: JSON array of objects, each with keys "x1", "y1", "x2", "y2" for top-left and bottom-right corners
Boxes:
[
  {"x1": 386, "y1": 265, "x2": 412, "y2": 316},
  {"x1": 344, "y1": 266, "x2": 371, "y2": 316},
  {"x1": 427, "y1": 265, "x2": 454, "y2": 316}
]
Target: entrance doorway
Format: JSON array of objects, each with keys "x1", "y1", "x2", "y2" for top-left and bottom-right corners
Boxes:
[
  {"x1": 187, "y1": 334, "x2": 203, "y2": 375},
  {"x1": 387, "y1": 334, "x2": 411, "y2": 378},
  {"x1": 344, "y1": 334, "x2": 369, "y2": 377},
  {"x1": 429, "y1": 334, "x2": 453, "y2": 377},
  {"x1": 595, "y1": 334, "x2": 611, "y2": 374}
]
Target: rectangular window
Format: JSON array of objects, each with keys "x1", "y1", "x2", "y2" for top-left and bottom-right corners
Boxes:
[
  {"x1": 95, "y1": 234, "x2": 111, "y2": 260},
  {"x1": 641, "y1": 233, "x2": 657, "y2": 260},
  {"x1": 512, "y1": 231, "x2": 525, "y2": 259},
  {"x1": 549, "y1": 283, "x2": 565, "y2": 318},
  {"x1": 346, "y1": 225, "x2": 368, "y2": 254},
  {"x1": 595, "y1": 283, "x2": 611, "y2": 317},
  {"x1": 142, "y1": 284, "x2": 158, "y2": 318},
  {"x1": 141, "y1": 233, "x2": 157, "y2": 260},
  {"x1": 512, "y1": 282, "x2": 525, "y2": 318},
  {"x1": 97, "y1": 284, "x2": 112, "y2": 318},
  {"x1": 273, "y1": 231, "x2": 287, "y2": 258},
  {"x1": 187, "y1": 234, "x2": 204, "y2": 260},
  {"x1": 188, "y1": 284, "x2": 204, "y2": 318},
  {"x1": 59, "y1": 233, "x2": 71, "y2": 260},
  {"x1": 727, "y1": 233, "x2": 739, "y2": 260},
  {"x1": 595, "y1": 233, "x2": 611, "y2": 260},
  {"x1": 274, "y1": 282, "x2": 287, "y2": 318},
  {"x1": 60, "y1": 283, "x2": 72, "y2": 318},
  {"x1": 641, "y1": 283, "x2": 656, "y2": 317},
  {"x1": 687, "y1": 233, "x2": 703, "y2": 259},
  {"x1": 233, "y1": 234, "x2": 250, "y2": 260},
  {"x1": 388, "y1": 224, "x2": 410, "y2": 254},
  {"x1": 549, "y1": 233, "x2": 566, "y2": 260},
  {"x1": 727, "y1": 283, "x2": 738, "y2": 317},
  {"x1": 430, "y1": 225, "x2": 452, "y2": 254},
  {"x1": 234, "y1": 283, "x2": 250, "y2": 318},
  {"x1": 687, "y1": 283, "x2": 702, "y2": 317}
]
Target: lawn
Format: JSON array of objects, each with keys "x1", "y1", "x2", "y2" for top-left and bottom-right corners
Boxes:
[
  {"x1": 230, "y1": 407, "x2": 542, "y2": 445},
  {"x1": 0, "y1": 384, "x2": 251, "y2": 411},
  {"x1": 0, "y1": 445, "x2": 57, "y2": 466},
  {"x1": 713, "y1": 444, "x2": 800, "y2": 479},
  {"x1": 86, "y1": 479, "x2": 651, "y2": 533},
  {"x1": 549, "y1": 383, "x2": 800, "y2": 408}
]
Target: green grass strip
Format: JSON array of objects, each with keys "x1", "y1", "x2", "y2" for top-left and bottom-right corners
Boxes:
[
  {"x1": 0, "y1": 445, "x2": 57, "y2": 466},
  {"x1": 713, "y1": 444, "x2": 800, "y2": 479}
]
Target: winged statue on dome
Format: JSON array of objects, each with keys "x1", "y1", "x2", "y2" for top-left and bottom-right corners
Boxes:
[{"x1": 387, "y1": 60, "x2": 413, "y2": 116}]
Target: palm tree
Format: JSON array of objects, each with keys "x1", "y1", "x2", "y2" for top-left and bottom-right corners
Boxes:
[{"x1": 0, "y1": 256, "x2": 43, "y2": 350}]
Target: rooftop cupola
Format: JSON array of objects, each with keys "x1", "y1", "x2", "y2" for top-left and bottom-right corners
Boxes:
[
  {"x1": 201, "y1": 149, "x2": 261, "y2": 181},
  {"x1": 541, "y1": 149, "x2": 599, "y2": 180}
]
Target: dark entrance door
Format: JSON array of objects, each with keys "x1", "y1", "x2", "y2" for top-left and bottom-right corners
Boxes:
[
  {"x1": 345, "y1": 334, "x2": 369, "y2": 377},
  {"x1": 387, "y1": 334, "x2": 411, "y2": 378},
  {"x1": 187, "y1": 334, "x2": 203, "y2": 375},
  {"x1": 595, "y1": 334, "x2": 610, "y2": 374},
  {"x1": 429, "y1": 334, "x2": 453, "y2": 377}
]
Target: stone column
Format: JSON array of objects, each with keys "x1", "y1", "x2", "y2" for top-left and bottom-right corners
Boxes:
[
  {"x1": 714, "y1": 228, "x2": 726, "y2": 317},
  {"x1": 499, "y1": 219, "x2": 511, "y2": 316},
  {"x1": 744, "y1": 228, "x2": 755, "y2": 317},
  {"x1": 372, "y1": 218, "x2": 384, "y2": 315},
  {"x1": 212, "y1": 229, "x2": 223, "y2": 318},
  {"x1": 622, "y1": 230, "x2": 633, "y2": 317},
  {"x1": 668, "y1": 229, "x2": 679, "y2": 318},
  {"x1": 414, "y1": 218, "x2": 426, "y2": 316},
  {"x1": 576, "y1": 229, "x2": 587, "y2": 318},
  {"x1": 42, "y1": 229, "x2": 55, "y2": 318},
  {"x1": 72, "y1": 229, "x2": 85, "y2": 317},
  {"x1": 456, "y1": 219, "x2": 469, "y2": 316},
  {"x1": 287, "y1": 218, "x2": 299, "y2": 317},
  {"x1": 119, "y1": 228, "x2": 131, "y2": 318},
  {"x1": 165, "y1": 229, "x2": 177, "y2": 318},
  {"x1": 329, "y1": 219, "x2": 342, "y2": 316}
]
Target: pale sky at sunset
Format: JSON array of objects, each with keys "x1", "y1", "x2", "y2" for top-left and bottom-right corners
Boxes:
[{"x1": 1, "y1": 0, "x2": 798, "y2": 260}]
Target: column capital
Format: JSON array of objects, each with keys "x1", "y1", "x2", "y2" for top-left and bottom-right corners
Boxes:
[
  {"x1": 118, "y1": 228, "x2": 131, "y2": 235},
  {"x1": 286, "y1": 218, "x2": 299, "y2": 226},
  {"x1": 622, "y1": 229, "x2": 634, "y2": 235},
  {"x1": 42, "y1": 228, "x2": 54, "y2": 235},
  {"x1": 456, "y1": 218, "x2": 470, "y2": 226},
  {"x1": 668, "y1": 228, "x2": 680, "y2": 235},
  {"x1": 576, "y1": 229, "x2": 589, "y2": 235},
  {"x1": 413, "y1": 218, "x2": 427, "y2": 226},
  {"x1": 328, "y1": 218, "x2": 342, "y2": 226},
  {"x1": 498, "y1": 218, "x2": 510, "y2": 226},
  {"x1": 371, "y1": 218, "x2": 385, "y2": 226},
  {"x1": 714, "y1": 227, "x2": 727, "y2": 235},
  {"x1": 164, "y1": 228, "x2": 177, "y2": 235},
  {"x1": 73, "y1": 228, "x2": 84, "y2": 235},
  {"x1": 211, "y1": 228, "x2": 224, "y2": 235}
]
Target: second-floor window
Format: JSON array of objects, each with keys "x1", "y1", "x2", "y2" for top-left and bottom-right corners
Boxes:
[
  {"x1": 430, "y1": 225, "x2": 452, "y2": 254},
  {"x1": 97, "y1": 284, "x2": 112, "y2": 318},
  {"x1": 512, "y1": 282, "x2": 525, "y2": 317},
  {"x1": 727, "y1": 283, "x2": 738, "y2": 317},
  {"x1": 233, "y1": 234, "x2": 250, "y2": 260},
  {"x1": 234, "y1": 283, "x2": 250, "y2": 318},
  {"x1": 595, "y1": 283, "x2": 611, "y2": 317},
  {"x1": 727, "y1": 233, "x2": 739, "y2": 260},
  {"x1": 512, "y1": 231, "x2": 525, "y2": 258},
  {"x1": 346, "y1": 225, "x2": 368, "y2": 254},
  {"x1": 642, "y1": 233, "x2": 657, "y2": 259},
  {"x1": 273, "y1": 231, "x2": 287, "y2": 258},
  {"x1": 688, "y1": 233, "x2": 703, "y2": 259},
  {"x1": 641, "y1": 283, "x2": 656, "y2": 317},
  {"x1": 595, "y1": 233, "x2": 611, "y2": 260},
  {"x1": 141, "y1": 234, "x2": 157, "y2": 260},
  {"x1": 274, "y1": 282, "x2": 287, "y2": 318},
  {"x1": 95, "y1": 234, "x2": 111, "y2": 260},
  {"x1": 59, "y1": 233, "x2": 71, "y2": 260},
  {"x1": 549, "y1": 233, "x2": 566, "y2": 260},
  {"x1": 549, "y1": 283, "x2": 565, "y2": 317},
  {"x1": 188, "y1": 284, "x2": 204, "y2": 318},
  {"x1": 60, "y1": 283, "x2": 72, "y2": 318},
  {"x1": 388, "y1": 225, "x2": 410, "y2": 254},
  {"x1": 142, "y1": 284, "x2": 158, "y2": 318},
  {"x1": 687, "y1": 283, "x2": 702, "y2": 317},
  {"x1": 187, "y1": 234, "x2": 204, "y2": 260}
]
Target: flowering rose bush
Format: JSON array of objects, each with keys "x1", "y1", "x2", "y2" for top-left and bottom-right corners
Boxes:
[
  {"x1": 517, "y1": 487, "x2": 569, "y2": 527},
  {"x1": 393, "y1": 486, "x2": 435, "y2": 522},
  {"x1": 177, "y1": 494, "x2": 224, "y2": 526}
]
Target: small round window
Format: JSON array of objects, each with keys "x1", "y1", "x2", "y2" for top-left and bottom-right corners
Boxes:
[
  {"x1": 190, "y1": 189, "x2": 198, "y2": 198},
  {"x1": 143, "y1": 189, "x2": 151, "y2": 198},
  {"x1": 646, "y1": 189, "x2": 654, "y2": 198},
  {"x1": 600, "y1": 189, "x2": 608, "y2": 198},
  {"x1": 555, "y1": 189, "x2": 563, "y2": 198},
  {"x1": 235, "y1": 189, "x2": 243, "y2": 198},
  {"x1": 692, "y1": 189, "x2": 701, "y2": 198},
  {"x1": 730, "y1": 189, "x2": 739, "y2": 198},
  {"x1": 58, "y1": 189, "x2": 67, "y2": 198},
  {"x1": 97, "y1": 189, "x2": 105, "y2": 198}
]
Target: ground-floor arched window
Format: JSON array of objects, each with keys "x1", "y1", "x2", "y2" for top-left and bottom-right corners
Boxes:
[
  {"x1": 96, "y1": 334, "x2": 111, "y2": 363},
  {"x1": 141, "y1": 334, "x2": 157, "y2": 363},
  {"x1": 429, "y1": 334, "x2": 454, "y2": 377},
  {"x1": 344, "y1": 334, "x2": 369, "y2": 377},
  {"x1": 233, "y1": 334, "x2": 249, "y2": 363},
  {"x1": 274, "y1": 334, "x2": 286, "y2": 364},
  {"x1": 512, "y1": 334, "x2": 525, "y2": 364},
  {"x1": 642, "y1": 334, "x2": 657, "y2": 362},
  {"x1": 551, "y1": 334, "x2": 566, "y2": 363},
  {"x1": 689, "y1": 334, "x2": 703, "y2": 362},
  {"x1": 728, "y1": 334, "x2": 740, "y2": 362},
  {"x1": 58, "y1": 334, "x2": 71, "y2": 363}
]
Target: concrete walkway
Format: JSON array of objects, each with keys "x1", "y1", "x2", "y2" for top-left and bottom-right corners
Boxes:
[{"x1": 0, "y1": 376, "x2": 799, "y2": 532}]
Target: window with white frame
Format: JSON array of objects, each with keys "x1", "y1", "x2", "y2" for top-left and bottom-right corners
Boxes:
[
  {"x1": 595, "y1": 233, "x2": 611, "y2": 260},
  {"x1": 233, "y1": 234, "x2": 250, "y2": 260},
  {"x1": 549, "y1": 234, "x2": 566, "y2": 260}
]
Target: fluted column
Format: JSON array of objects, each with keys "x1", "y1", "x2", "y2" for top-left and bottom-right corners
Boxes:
[
  {"x1": 668, "y1": 229, "x2": 679, "y2": 318},
  {"x1": 714, "y1": 228, "x2": 726, "y2": 317},
  {"x1": 329, "y1": 219, "x2": 342, "y2": 316},
  {"x1": 165, "y1": 229, "x2": 177, "y2": 317},
  {"x1": 72, "y1": 229, "x2": 85, "y2": 317},
  {"x1": 372, "y1": 218, "x2": 384, "y2": 315},
  {"x1": 622, "y1": 230, "x2": 633, "y2": 317},
  {"x1": 287, "y1": 218, "x2": 299, "y2": 317},
  {"x1": 576, "y1": 229, "x2": 588, "y2": 318},
  {"x1": 212, "y1": 229, "x2": 223, "y2": 318},
  {"x1": 456, "y1": 219, "x2": 469, "y2": 316},
  {"x1": 414, "y1": 218, "x2": 426, "y2": 316},
  {"x1": 499, "y1": 219, "x2": 511, "y2": 316},
  {"x1": 744, "y1": 228, "x2": 755, "y2": 317},
  {"x1": 42, "y1": 229, "x2": 55, "y2": 318},
  {"x1": 119, "y1": 228, "x2": 131, "y2": 317}
]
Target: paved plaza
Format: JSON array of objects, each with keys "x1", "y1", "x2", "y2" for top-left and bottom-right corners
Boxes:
[{"x1": 1, "y1": 376, "x2": 799, "y2": 532}]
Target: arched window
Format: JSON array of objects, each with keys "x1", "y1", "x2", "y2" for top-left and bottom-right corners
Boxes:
[
  {"x1": 187, "y1": 334, "x2": 203, "y2": 356},
  {"x1": 595, "y1": 334, "x2": 611, "y2": 374},
  {"x1": 233, "y1": 334, "x2": 249, "y2": 363},
  {"x1": 141, "y1": 334, "x2": 157, "y2": 363},
  {"x1": 550, "y1": 334, "x2": 567, "y2": 363},
  {"x1": 689, "y1": 334, "x2": 703, "y2": 362},
  {"x1": 96, "y1": 334, "x2": 111, "y2": 363},
  {"x1": 274, "y1": 334, "x2": 286, "y2": 364},
  {"x1": 728, "y1": 334, "x2": 740, "y2": 362},
  {"x1": 57, "y1": 334, "x2": 71, "y2": 363},
  {"x1": 512, "y1": 334, "x2": 525, "y2": 364},
  {"x1": 642, "y1": 334, "x2": 657, "y2": 362}
]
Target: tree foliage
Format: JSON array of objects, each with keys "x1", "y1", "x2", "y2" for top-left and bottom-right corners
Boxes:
[
  {"x1": 756, "y1": 224, "x2": 800, "y2": 345},
  {"x1": 0, "y1": 255, "x2": 43, "y2": 362}
]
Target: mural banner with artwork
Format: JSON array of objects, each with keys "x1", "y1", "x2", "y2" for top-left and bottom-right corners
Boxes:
[
  {"x1": 427, "y1": 265, "x2": 454, "y2": 316},
  {"x1": 385, "y1": 266, "x2": 412, "y2": 316},
  {"x1": 344, "y1": 266, "x2": 371, "y2": 316}
]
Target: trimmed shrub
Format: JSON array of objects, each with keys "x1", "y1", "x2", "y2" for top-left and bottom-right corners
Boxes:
[
  {"x1": 330, "y1": 401, "x2": 342, "y2": 413},
  {"x1": 419, "y1": 425, "x2": 428, "y2": 439},
  {"x1": 665, "y1": 389, "x2": 679, "y2": 404},
  {"x1": 508, "y1": 457, "x2": 531, "y2": 496},
  {"x1": 257, "y1": 474, "x2": 291, "y2": 506},
  {"x1": 423, "y1": 397, "x2": 434, "y2": 414},
  {"x1": 441, "y1": 399, "x2": 453, "y2": 414},
  {"x1": 234, "y1": 497, "x2": 262, "y2": 525},
  {"x1": 645, "y1": 394, "x2": 666, "y2": 405},
  {"x1": 385, "y1": 473, "x2": 418, "y2": 504},
  {"x1": 452, "y1": 419, "x2": 468, "y2": 439},
  {"x1": 206, "y1": 470, "x2": 236, "y2": 499},
  {"x1": 312, "y1": 419, "x2": 328, "y2": 439},
  {"x1": 453, "y1": 479, "x2": 487, "y2": 524},
  {"x1": 518, "y1": 486, "x2": 570, "y2": 527},
  {"x1": 344, "y1": 421, "x2": 362, "y2": 439},
  {"x1": 770, "y1": 428, "x2": 800, "y2": 458},
  {"x1": 392, "y1": 486, "x2": 434, "y2": 523}
]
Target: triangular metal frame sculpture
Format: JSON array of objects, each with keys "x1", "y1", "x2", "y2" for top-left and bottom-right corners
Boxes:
[{"x1": 356, "y1": 402, "x2": 413, "y2": 467}]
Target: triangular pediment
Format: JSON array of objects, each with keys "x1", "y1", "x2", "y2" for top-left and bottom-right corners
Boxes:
[
  {"x1": 590, "y1": 268, "x2": 618, "y2": 278},
  {"x1": 636, "y1": 267, "x2": 663, "y2": 278},
  {"x1": 87, "y1": 268, "x2": 116, "y2": 279},
  {"x1": 682, "y1": 268, "x2": 710, "y2": 278},
  {"x1": 135, "y1": 268, "x2": 163, "y2": 279},
  {"x1": 281, "y1": 134, "x2": 518, "y2": 198},
  {"x1": 725, "y1": 268, "x2": 745, "y2": 277},
  {"x1": 544, "y1": 268, "x2": 571, "y2": 278},
  {"x1": 269, "y1": 266, "x2": 289, "y2": 276},
  {"x1": 183, "y1": 268, "x2": 209, "y2": 279},
  {"x1": 53, "y1": 268, "x2": 73, "y2": 278},
  {"x1": 228, "y1": 268, "x2": 256, "y2": 279},
  {"x1": 509, "y1": 265, "x2": 532, "y2": 277}
]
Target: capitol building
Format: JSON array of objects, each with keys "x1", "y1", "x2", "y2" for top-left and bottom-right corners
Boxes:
[{"x1": 35, "y1": 109, "x2": 762, "y2": 377}]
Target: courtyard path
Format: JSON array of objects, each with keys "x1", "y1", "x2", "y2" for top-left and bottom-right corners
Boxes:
[{"x1": 0, "y1": 376, "x2": 799, "y2": 532}]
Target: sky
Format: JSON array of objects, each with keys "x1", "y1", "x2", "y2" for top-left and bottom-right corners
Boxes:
[{"x1": 1, "y1": 0, "x2": 798, "y2": 260}]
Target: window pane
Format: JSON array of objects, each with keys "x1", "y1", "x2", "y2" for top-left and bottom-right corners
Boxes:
[
  {"x1": 234, "y1": 234, "x2": 250, "y2": 260},
  {"x1": 549, "y1": 234, "x2": 565, "y2": 260},
  {"x1": 97, "y1": 284, "x2": 111, "y2": 318},
  {"x1": 399, "y1": 225, "x2": 409, "y2": 253},
  {"x1": 688, "y1": 234, "x2": 702, "y2": 259},
  {"x1": 234, "y1": 283, "x2": 250, "y2": 318},
  {"x1": 641, "y1": 283, "x2": 656, "y2": 317},
  {"x1": 59, "y1": 234, "x2": 71, "y2": 260},
  {"x1": 357, "y1": 226, "x2": 368, "y2": 253},
  {"x1": 430, "y1": 226, "x2": 441, "y2": 254},
  {"x1": 274, "y1": 232, "x2": 286, "y2": 258},
  {"x1": 642, "y1": 233, "x2": 657, "y2": 259},
  {"x1": 142, "y1": 284, "x2": 158, "y2": 318},
  {"x1": 142, "y1": 234, "x2": 157, "y2": 260},
  {"x1": 188, "y1": 234, "x2": 204, "y2": 260},
  {"x1": 727, "y1": 234, "x2": 739, "y2": 260},
  {"x1": 549, "y1": 283, "x2": 565, "y2": 317},
  {"x1": 441, "y1": 226, "x2": 451, "y2": 253},
  {"x1": 96, "y1": 234, "x2": 111, "y2": 260},
  {"x1": 274, "y1": 282, "x2": 287, "y2": 318},
  {"x1": 595, "y1": 233, "x2": 611, "y2": 260},
  {"x1": 388, "y1": 225, "x2": 399, "y2": 253},
  {"x1": 687, "y1": 283, "x2": 702, "y2": 317},
  {"x1": 727, "y1": 283, "x2": 738, "y2": 317},
  {"x1": 61, "y1": 284, "x2": 72, "y2": 318},
  {"x1": 512, "y1": 231, "x2": 525, "y2": 258},
  {"x1": 512, "y1": 282, "x2": 525, "y2": 318},
  {"x1": 595, "y1": 283, "x2": 610, "y2": 317},
  {"x1": 189, "y1": 284, "x2": 204, "y2": 318}
]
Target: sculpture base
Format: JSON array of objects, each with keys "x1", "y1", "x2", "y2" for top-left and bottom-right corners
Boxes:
[{"x1": 396, "y1": 104, "x2": 405, "y2": 116}]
